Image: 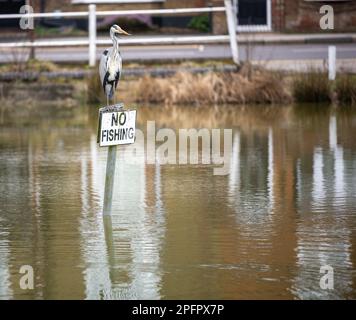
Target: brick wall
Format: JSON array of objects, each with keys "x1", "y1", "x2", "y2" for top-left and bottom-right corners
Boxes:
[
  {"x1": 272, "y1": 0, "x2": 284, "y2": 32},
  {"x1": 210, "y1": 0, "x2": 227, "y2": 34},
  {"x1": 30, "y1": 0, "x2": 356, "y2": 32},
  {"x1": 30, "y1": 0, "x2": 165, "y2": 13},
  {"x1": 163, "y1": 0, "x2": 207, "y2": 9},
  {"x1": 31, "y1": 0, "x2": 72, "y2": 13},
  {"x1": 283, "y1": 0, "x2": 356, "y2": 32},
  {"x1": 31, "y1": 0, "x2": 208, "y2": 12},
  {"x1": 211, "y1": 0, "x2": 356, "y2": 33}
]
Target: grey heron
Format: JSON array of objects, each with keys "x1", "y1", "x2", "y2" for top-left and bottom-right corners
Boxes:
[{"x1": 99, "y1": 24, "x2": 131, "y2": 105}]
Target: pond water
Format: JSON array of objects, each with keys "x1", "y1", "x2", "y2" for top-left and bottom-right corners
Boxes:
[{"x1": 0, "y1": 103, "x2": 355, "y2": 300}]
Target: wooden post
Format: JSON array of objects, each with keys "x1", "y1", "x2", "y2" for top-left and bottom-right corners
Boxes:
[
  {"x1": 103, "y1": 145, "x2": 117, "y2": 216},
  {"x1": 103, "y1": 214, "x2": 114, "y2": 250},
  {"x1": 89, "y1": 4, "x2": 97, "y2": 67},
  {"x1": 328, "y1": 45, "x2": 336, "y2": 81},
  {"x1": 27, "y1": 0, "x2": 35, "y2": 60},
  {"x1": 99, "y1": 104, "x2": 123, "y2": 216},
  {"x1": 224, "y1": 0, "x2": 239, "y2": 65},
  {"x1": 103, "y1": 215, "x2": 117, "y2": 283},
  {"x1": 98, "y1": 104, "x2": 136, "y2": 216},
  {"x1": 100, "y1": 105, "x2": 121, "y2": 216}
]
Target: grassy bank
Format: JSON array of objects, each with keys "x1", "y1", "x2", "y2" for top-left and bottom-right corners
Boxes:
[
  {"x1": 86, "y1": 62, "x2": 356, "y2": 106},
  {"x1": 336, "y1": 74, "x2": 356, "y2": 105},
  {"x1": 1, "y1": 59, "x2": 355, "y2": 107},
  {"x1": 292, "y1": 69, "x2": 356, "y2": 105},
  {"x1": 88, "y1": 64, "x2": 292, "y2": 106},
  {"x1": 292, "y1": 70, "x2": 332, "y2": 103},
  {"x1": 134, "y1": 69, "x2": 291, "y2": 105}
]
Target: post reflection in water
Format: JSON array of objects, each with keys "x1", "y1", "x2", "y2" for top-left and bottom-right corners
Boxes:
[
  {"x1": 0, "y1": 229, "x2": 11, "y2": 299},
  {"x1": 312, "y1": 147, "x2": 325, "y2": 207},
  {"x1": 293, "y1": 112, "x2": 353, "y2": 299},
  {"x1": 267, "y1": 128, "x2": 274, "y2": 214},
  {"x1": 0, "y1": 104, "x2": 356, "y2": 299},
  {"x1": 79, "y1": 132, "x2": 164, "y2": 299},
  {"x1": 228, "y1": 131, "x2": 241, "y2": 207}
]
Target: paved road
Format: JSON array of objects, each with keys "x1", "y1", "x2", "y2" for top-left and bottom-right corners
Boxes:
[{"x1": 1, "y1": 43, "x2": 355, "y2": 63}]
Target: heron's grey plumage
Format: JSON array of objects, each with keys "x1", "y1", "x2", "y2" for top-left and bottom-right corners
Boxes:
[{"x1": 99, "y1": 25, "x2": 128, "y2": 103}]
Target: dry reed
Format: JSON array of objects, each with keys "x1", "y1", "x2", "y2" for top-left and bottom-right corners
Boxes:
[
  {"x1": 133, "y1": 70, "x2": 291, "y2": 105},
  {"x1": 87, "y1": 71, "x2": 104, "y2": 104}
]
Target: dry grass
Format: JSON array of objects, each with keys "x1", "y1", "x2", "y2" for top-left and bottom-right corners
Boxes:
[
  {"x1": 133, "y1": 69, "x2": 291, "y2": 105},
  {"x1": 336, "y1": 74, "x2": 356, "y2": 105},
  {"x1": 87, "y1": 71, "x2": 104, "y2": 104},
  {"x1": 85, "y1": 66, "x2": 356, "y2": 107},
  {"x1": 86, "y1": 71, "x2": 134, "y2": 104},
  {"x1": 0, "y1": 58, "x2": 60, "y2": 73},
  {"x1": 25, "y1": 59, "x2": 60, "y2": 72}
]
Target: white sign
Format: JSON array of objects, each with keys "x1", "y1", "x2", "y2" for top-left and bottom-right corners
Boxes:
[{"x1": 99, "y1": 110, "x2": 136, "y2": 147}]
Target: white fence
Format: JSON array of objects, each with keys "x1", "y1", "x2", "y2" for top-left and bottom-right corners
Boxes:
[{"x1": 0, "y1": 0, "x2": 238, "y2": 66}]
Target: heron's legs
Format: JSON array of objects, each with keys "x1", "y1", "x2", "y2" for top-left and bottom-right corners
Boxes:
[{"x1": 106, "y1": 95, "x2": 109, "y2": 107}]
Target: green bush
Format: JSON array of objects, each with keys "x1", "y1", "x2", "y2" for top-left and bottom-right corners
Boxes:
[
  {"x1": 336, "y1": 74, "x2": 356, "y2": 105},
  {"x1": 292, "y1": 70, "x2": 331, "y2": 103},
  {"x1": 188, "y1": 15, "x2": 210, "y2": 33}
]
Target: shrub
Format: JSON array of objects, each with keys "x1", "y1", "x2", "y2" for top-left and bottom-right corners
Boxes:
[
  {"x1": 336, "y1": 74, "x2": 356, "y2": 105},
  {"x1": 188, "y1": 15, "x2": 210, "y2": 33},
  {"x1": 292, "y1": 70, "x2": 331, "y2": 103}
]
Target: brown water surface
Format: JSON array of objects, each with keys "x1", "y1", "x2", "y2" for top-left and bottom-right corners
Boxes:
[{"x1": 0, "y1": 103, "x2": 355, "y2": 299}]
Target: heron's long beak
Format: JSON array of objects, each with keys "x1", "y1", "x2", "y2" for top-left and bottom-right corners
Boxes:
[{"x1": 116, "y1": 28, "x2": 131, "y2": 36}]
